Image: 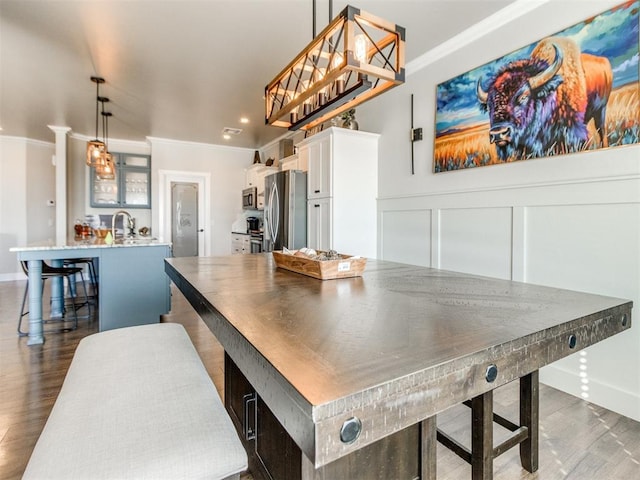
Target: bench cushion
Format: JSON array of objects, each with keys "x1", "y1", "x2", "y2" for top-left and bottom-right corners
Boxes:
[{"x1": 23, "y1": 323, "x2": 247, "y2": 480}]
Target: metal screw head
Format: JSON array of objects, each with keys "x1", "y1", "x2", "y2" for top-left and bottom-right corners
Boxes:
[
  {"x1": 485, "y1": 364, "x2": 498, "y2": 383},
  {"x1": 340, "y1": 417, "x2": 362, "y2": 444}
]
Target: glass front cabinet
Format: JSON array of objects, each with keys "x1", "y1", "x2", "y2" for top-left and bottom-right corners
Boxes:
[{"x1": 90, "y1": 153, "x2": 151, "y2": 208}]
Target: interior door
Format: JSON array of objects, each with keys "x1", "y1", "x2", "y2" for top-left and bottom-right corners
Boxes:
[{"x1": 171, "y1": 182, "x2": 198, "y2": 257}]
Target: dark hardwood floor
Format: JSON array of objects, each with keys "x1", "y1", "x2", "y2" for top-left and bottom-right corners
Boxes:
[{"x1": 0, "y1": 279, "x2": 638, "y2": 479}]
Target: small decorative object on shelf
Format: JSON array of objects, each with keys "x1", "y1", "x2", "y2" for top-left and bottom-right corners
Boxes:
[
  {"x1": 265, "y1": 157, "x2": 275, "y2": 166},
  {"x1": 340, "y1": 109, "x2": 358, "y2": 130},
  {"x1": 253, "y1": 150, "x2": 261, "y2": 164}
]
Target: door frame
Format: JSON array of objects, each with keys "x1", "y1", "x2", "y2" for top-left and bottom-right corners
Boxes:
[{"x1": 158, "y1": 170, "x2": 211, "y2": 257}]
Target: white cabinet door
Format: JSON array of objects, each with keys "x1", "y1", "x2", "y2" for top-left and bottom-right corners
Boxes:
[
  {"x1": 307, "y1": 198, "x2": 331, "y2": 251},
  {"x1": 306, "y1": 136, "x2": 331, "y2": 199},
  {"x1": 298, "y1": 146, "x2": 309, "y2": 174},
  {"x1": 245, "y1": 166, "x2": 260, "y2": 189},
  {"x1": 280, "y1": 154, "x2": 300, "y2": 172}
]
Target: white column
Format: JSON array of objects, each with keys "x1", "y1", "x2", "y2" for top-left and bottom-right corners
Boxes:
[{"x1": 48, "y1": 126, "x2": 71, "y2": 245}]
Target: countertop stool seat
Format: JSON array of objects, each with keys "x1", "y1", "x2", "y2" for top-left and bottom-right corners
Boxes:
[{"x1": 18, "y1": 261, "x2": 87, "y2": 336}]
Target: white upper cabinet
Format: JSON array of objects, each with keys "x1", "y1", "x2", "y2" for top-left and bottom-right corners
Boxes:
[
  {"x1": 304, "y1": 136, "x2": 331, "y2": 199},
  {"x1": 280, "y1": 154, "x2": 307, "y2": 172},
  {"x1": 298, "y1": 127, "x2": 380, "y2": 258}
]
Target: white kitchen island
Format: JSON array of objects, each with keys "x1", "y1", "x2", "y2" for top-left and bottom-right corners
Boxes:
[{"x1": 11, "y1": 238, "x2": 172, "y2": 345}]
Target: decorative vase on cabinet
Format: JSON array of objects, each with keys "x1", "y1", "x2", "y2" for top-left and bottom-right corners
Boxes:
[{"x1": 340, "y1": 108, "x2": 359, "y2": 130}]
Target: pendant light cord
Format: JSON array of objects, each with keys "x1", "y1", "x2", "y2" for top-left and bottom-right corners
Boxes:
[
  {"x1": 100, "y1": 100, "x2": 109, "y2": 151},
  {"x1": 94, "y1": 81, "x2": 100, "y2": 139},
  {"x1": 311, "y1": 0, "x2": 333, "y2": 38},
  {"x1": 105, "y1": 110, "x2": 109, "y2": 151}
]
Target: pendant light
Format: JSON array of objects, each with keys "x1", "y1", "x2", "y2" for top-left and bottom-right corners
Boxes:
[
  {"x1": 96, "y1": 99, "x2": 116, "y2": 180},
  {"x1": 265, "y1": 2, "x2": 405, "y2": 131},
  {"x1": 86, "y1": 76, "x2": 106, "y2": 166}
]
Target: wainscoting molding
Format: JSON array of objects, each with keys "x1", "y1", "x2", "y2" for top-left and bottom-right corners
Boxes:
[{"x1": 378, "y1": 176, "x2": 640, "y2": 421}]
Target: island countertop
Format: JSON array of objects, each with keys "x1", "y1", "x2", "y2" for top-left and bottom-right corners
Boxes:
[
  {"x1": 165, "y1": 254, "x2": 632, "y2": 469},
  {"x1": 13, "y1": 238, "x2": 172, "y2": 344},
  {"x1": 10, "y1": 236, "x2": 170, "y2": 253}
]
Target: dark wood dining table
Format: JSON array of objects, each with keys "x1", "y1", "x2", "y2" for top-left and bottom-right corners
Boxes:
[{"x1": 165, "y1": 254, "x2": 632, "y2": 480}]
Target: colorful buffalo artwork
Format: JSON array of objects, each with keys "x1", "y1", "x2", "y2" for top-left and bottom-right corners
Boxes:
[{"x1": 434, "y1": 1, "x2": 639, "y2": 172}]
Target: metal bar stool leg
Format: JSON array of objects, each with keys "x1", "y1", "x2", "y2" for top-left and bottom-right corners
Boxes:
[
  {"x1": 73, "y1": 270, "x2": 91, "y2": 318},
  {"x1": 19, "y1": 261, "x2": 83, "y2": 338},
  {"x1": 64, "y1": 271, "x2": 79, "y2": 331},
  {"x1": 64, "y1": 258, "x2": 98, "y2": 308}
]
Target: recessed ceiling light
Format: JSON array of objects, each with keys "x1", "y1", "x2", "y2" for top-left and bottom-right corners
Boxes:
[
  {"x1": 240, "y1": 117, "x2": 249, "y2": 124},
  {"x1": 223, "y1": 134, "x2": 231, "y2": 140}
]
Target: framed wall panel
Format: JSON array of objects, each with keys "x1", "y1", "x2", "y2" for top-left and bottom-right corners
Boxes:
[
  {"x1": 525, "y1": 202, "x2": 640, "y2": 419},
  {"x1": 380, "y1": 209, "x2": 431, "y2": 267},
  {"x1": 439, "y1": 207, "x2": 513, "y2": 279}
]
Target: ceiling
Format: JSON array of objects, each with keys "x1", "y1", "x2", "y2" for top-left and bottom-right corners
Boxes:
[{"x1": 0, "y1": 0, "x2": 512, "y2": 149}]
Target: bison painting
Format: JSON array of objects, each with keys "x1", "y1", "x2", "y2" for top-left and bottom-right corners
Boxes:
[
  {"x1": 433, "y1": 0, "x2": 639, "y2": 173},
  {"x1": 476, "y1": 36, "x2": 613, "y2": 161}
]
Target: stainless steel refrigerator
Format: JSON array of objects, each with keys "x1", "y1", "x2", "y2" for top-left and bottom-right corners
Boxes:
[{"x1": 264, "y1": 170, "x2": 307, "y2": 252}]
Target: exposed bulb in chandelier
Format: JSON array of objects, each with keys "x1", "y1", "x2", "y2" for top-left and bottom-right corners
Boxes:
[{"x1": 354, "y1": 34, "x2": 369, "y2": 63}]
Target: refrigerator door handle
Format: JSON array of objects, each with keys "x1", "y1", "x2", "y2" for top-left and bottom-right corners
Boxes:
[
  {"x1": 264, "y1": 183, "x2": 271, "y2": 240},
  {"x1": 266, "y1": 181, "x2": 275, "y2": 243},
  {"x1": 272, "y1": 182, "x2": 280, "y2": 244}
]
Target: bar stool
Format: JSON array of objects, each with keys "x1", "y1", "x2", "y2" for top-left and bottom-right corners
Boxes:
[
  {"x1": 63, "y1": 258, "x2": 98, "y2": 309},
  {"x1": 17, "y1": 261, "x2": 88, "y2": 337}
]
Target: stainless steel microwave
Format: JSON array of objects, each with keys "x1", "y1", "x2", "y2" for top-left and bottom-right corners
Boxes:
[{"x1": 242, "y1": 187, "x2": 257, "y2": 210}]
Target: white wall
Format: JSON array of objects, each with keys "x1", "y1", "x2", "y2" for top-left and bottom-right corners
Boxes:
[
  {"x1": 0, "y1": 136, "x2": 55, "y2": 280},
  {"x1": 358, "y1": 0, "x2": 640, "y2": 420},
  {"x1": 148, "y1": 137, "x2": 253, "y2": 256}
]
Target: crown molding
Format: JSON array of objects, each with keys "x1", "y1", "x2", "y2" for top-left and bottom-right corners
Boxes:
[
  {"x1": 146, "y1": 136, "x2": 254, "y2": 154},
  {"x1": 0, "y1": 135, "x2": 54, "y2": 148},
  {"x1": 406, "y1": 0, "x2": 552, "y2": 76}
]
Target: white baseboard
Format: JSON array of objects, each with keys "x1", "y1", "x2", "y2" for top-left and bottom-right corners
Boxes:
[
  {"x1": 540, "y1": 364, "x2": 640, "y2": 422},
  {"x1": 0, "y1": 273, "x2": 23, "y2": 282}
]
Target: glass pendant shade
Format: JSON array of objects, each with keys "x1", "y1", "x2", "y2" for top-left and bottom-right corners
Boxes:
[
  {"x1": 86, "y1": 139, "x2": 106, "y2": 167},
  {"x1": 96, "y1": 152, "x2": 115, "y2": 180}
]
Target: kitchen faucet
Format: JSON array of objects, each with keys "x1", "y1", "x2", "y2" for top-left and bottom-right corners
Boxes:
[{"x1": 111, "y1": 210, "x2": 135, "y2": 238}]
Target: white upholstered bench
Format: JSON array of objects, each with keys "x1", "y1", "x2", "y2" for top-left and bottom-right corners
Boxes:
[{"x1": 23, "y1": 323, "x2": 248, "y2": 480}]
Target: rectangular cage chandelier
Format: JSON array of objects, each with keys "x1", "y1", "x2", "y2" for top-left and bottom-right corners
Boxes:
[{"x1": 265, "y1": 5, "x2": 405, "y2": 131}]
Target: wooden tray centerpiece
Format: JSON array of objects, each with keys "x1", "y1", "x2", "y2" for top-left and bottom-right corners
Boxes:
[{"x1": 272, "y1": 249, "x2": 367, "y2": 280}]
